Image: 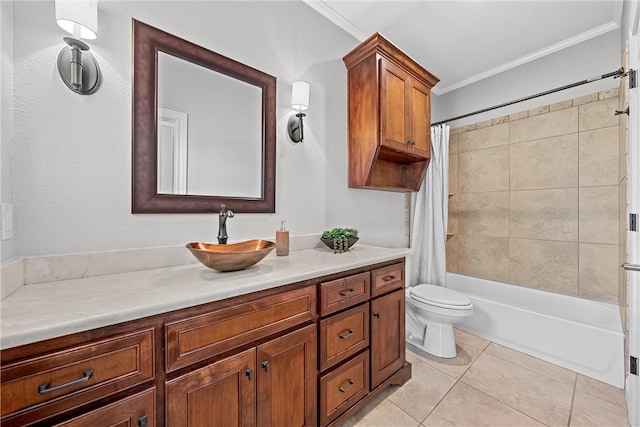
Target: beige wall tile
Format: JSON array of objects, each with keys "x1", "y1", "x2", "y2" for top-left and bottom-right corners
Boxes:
[
  {"x1": 510, "y1": 188, "x2": 578, "y2": 241},
  {"x1": 509, "y1": 238, "x2": 578, "y2": 296},
  {"x1": 458, "y1": 235, "x2": 509, "y2": 282},
  {"x1": 618, "y1": 108, "x2": 627, "y2": 183},
  {"x1": 459, "y1": 123, "x2": 509, "y2": 153},
  {"x1": 458, "y1": 192, "x2": 509, "y2": 237},
  {"x1": 446, "y1": 234, "x2": 458, "y2": 272},
  {"x1": 510, "y1": 134, "x2": 578, "y2": 190},
  {"x1": 459, "y1": 146, "x2": 509, "y2": 193},
  {"x1": 599, "y1": 87, "x2": 618, "y2": 100},
  {"x1": 510, "y1": 107, "x2": 578, "y2": 143},
  {"x1": 579, "y1": 126, "x2": 619, "y2": 186},
  {"x1": 449, "y1": 133, "x2": 459, "y2": 154},
  {"x1": 449, "y1": 153, "x2": 458, "y2": 194},
  {"x1": 573, "y1": 93, "x2": 598, "y2": 106},
  {"x1": 450, "y1": 127, "x2": 462, "y2": 136},
  {"x1": 476, "y1": 119, "x2": 492, "y2": 129},
  {"x1": 510, "y1": 110, "x2": 528, "y2": 121},
  {"x1": 550, "y1": 99, "x2": 572, "y2": 112},
  {"x1": 463, "y1": 123, "x2": 477, "y2": 132},
  {"x1": 579, "y1": 243, "x2": 619, "y2": 303},
  {"x1": 448, "y1": 193, "x2": 458, "y2": 234},
  {"x1": 579, "y1": 97, "x2": 618, "y2": 132},
  {"x1": 491, "y1": 115, "x2": 509, "y2": 125},
  {"x1": 579, "y1": 186, "x2": 619, "y2": 244},
  {"x1": 528, "y1": 105, "x2": 549, "y2": 117}
]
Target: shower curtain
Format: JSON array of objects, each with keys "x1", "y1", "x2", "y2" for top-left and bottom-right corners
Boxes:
[{"x1": 409, "y1": 124, "x2": 449, "y2": 287}]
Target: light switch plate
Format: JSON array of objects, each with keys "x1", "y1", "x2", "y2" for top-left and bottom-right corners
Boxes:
[{"x1": 1, "y1": 203, "x2": 13, "y2": 240}]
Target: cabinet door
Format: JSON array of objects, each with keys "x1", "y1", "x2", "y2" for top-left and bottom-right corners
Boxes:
[
  {"x1": 370, "y1": 289, "x2": 405, "y2": 389},
  {"x1": 165, "y1": 348, "x2": 256, "y2": 427},
  {"x1": 408, "y1": 78, "x2": 431, "y2": 158},
  {"x1": 379, "y1": 58, "x2": 411, "y2": 153},
  {"x1": 54, "y1": 388, "x2": 155, "y2": 427},
  {"x1": 257, "y1": 324, "x2": 317, "y2": 427}
]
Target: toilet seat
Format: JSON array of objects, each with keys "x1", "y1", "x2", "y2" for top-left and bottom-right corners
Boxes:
[{"x1": 409, "y1": 284, "x2": 472, "y2": 309}]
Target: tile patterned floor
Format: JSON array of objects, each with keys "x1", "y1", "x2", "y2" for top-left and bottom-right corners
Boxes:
[{"x1": 343, "y1": 329, "x2": 630, "y2": 427}]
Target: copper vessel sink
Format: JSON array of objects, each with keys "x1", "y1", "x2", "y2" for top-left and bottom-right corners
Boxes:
[{"x1": 186, "y1": 239, "x2": 276, "y2": 272}]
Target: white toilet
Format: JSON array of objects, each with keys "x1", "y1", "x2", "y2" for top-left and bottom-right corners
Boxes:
[{"x1": 405, "y1": 284, "x2": 473, "y2": 358}]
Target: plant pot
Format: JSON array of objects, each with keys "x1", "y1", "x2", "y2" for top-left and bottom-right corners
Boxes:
[{"x1": 321, "y1": 237, "x2": 359, "y2": 253}]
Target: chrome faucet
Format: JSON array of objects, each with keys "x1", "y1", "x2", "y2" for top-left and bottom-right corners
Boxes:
[{"x1": 217, "y1": 204, "x2": 234, "y2": 244}]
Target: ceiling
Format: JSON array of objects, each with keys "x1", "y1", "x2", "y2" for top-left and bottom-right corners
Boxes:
[{"x1": 303, "y1": 0, "x2": 623, "y2": 95}]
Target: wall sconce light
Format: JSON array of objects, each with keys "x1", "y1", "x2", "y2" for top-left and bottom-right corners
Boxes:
[
  {"x1": 287, "y1": 81, "x2": 310, "y2": 143},
  {"x1": 55, "y1": 0, "x2": 101, "y2": 95}
]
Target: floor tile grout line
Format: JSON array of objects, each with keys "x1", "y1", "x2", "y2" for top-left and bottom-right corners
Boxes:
[
  {"x1": 567, "y1": 374, "x2": 578, "y2": 427},
  {"x1": 458, "y1": 343, "x2": 554, "y2": 426},
  {"x1": 482, "y1": 343, "x2": 577, "y2": 388},
  {"x1": 459, "y1": 380, "x2": 552, "y2": 427}
]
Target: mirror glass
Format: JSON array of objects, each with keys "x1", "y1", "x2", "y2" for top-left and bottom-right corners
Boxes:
[
  {"x1": 157, "y1": 52, "x2": 262, "y2": 197},
  {"x1": 132, "y1": 19, "x2": 276, "y2": 213}
]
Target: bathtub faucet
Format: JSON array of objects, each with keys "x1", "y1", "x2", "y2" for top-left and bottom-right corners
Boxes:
[{"x1": 217, "y1": 204, "x2": 234, "y2": 244}]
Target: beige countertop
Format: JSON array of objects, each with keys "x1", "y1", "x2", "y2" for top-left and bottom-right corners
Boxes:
[{"x1": 1, "y1": 245, "x2": 408, "y2": 349}]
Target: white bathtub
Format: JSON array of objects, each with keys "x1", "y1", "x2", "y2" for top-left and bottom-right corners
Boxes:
[{"x1": 447, "y1": 273, "x2": 625, "y2": 388}]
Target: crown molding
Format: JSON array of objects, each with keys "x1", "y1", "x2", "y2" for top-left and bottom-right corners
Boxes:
[
  {"x1": 301, "y1": 0, "x2": 367, "y2": 42},
  {"x1": 433, "y1": 21, "x2": 620, "y2": 95}
]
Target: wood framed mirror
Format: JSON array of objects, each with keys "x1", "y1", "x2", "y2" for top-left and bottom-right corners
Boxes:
[{"x1": 132, "y1": 19, "x2": 276, "y2": 213}]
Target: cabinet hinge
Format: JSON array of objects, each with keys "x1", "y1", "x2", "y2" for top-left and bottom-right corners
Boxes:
[
  {"x1": 631, "y1": 356, "x2": 639, "y2": 376},
  {"x1": 631, "y1": 213, "x2": 639, "y2": 232},
  {"x1": 630, "y1": 69, "x2": 637, "y2": 89}
]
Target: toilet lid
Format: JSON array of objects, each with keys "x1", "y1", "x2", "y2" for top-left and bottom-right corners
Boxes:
[{"x1": 410, "y1": 284, "x2": 471, "y2": 307}]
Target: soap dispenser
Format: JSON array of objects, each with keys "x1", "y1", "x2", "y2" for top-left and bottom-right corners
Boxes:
[{"x1": 276, "y1": 221, "x2": 289, "y2": 256}]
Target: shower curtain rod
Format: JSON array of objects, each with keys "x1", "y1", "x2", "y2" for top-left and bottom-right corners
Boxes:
[{"x1": 431, "y1": 67, "x2": 625, "y2": 127}]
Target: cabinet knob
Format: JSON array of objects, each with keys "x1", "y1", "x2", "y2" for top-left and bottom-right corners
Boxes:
[
  {"x1": 262, "y1": 361, "x2": 269, "y2": 372},
  {"x1": 245, "y1": 369, "x2": 253, "y2": 380},
  {"x1": 138, "y1": 416, "x2": 148, "y2": 427},
  {"x1": 373, "y1": 312, "x2": 380, "y2": 318}
]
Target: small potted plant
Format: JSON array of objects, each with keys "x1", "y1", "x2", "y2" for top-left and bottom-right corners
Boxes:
[{"x1": 321, "y1": 228, "x2": 359, "y2": 254}]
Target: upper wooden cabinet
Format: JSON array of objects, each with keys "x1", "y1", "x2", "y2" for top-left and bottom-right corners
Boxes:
[{"x1": 343, "y1": 33, "x2": 439, "y2": 192}]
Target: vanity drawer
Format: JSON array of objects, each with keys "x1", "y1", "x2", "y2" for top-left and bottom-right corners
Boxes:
[
  {"x1": 320, "y1": 350, "x2": 369, "y2": 426},
  {"x1": 1, "y1": 328, "x2": 154, "y2": 422},
  {"x1": 371, "y1": 263, "x2": 404, "y2": 297},
  {"x1": 54, "y1": 388, "x2": 155, "y2": 427},
  {"x1": 320, "y1": 272, "x2": 370, "y2": 315},
  {"x1": 165, "y1": 285, "x2": 316, "y2": 372},
  {"x1": 320, "y1": 303, "x2": 369, "y2": 371}
]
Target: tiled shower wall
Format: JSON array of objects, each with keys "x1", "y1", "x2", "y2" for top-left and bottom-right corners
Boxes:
[{"x1": 446, "y1": 88, "x2": 622, "y2": 304}]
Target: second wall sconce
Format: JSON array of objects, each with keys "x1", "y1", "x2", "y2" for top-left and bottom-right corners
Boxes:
[
  {"x1": 55, "y1": 0, "x2": 101, "y2": 95},
  {"x1": 287, "y1": 81, "x2": 310, "y2": 143}
]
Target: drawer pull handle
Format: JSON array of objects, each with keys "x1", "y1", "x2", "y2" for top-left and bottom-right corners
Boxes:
[
  {"x1": 339, "y1": 379, "x2": 355, "y2": 393},
  {"x1": 38, "y1": 369, "x2": 94, "y2": 394},
  {"x1": 382, "y1": 275, "x2": 396, "y2": 282},
  {"x1": 246, "y1": 369, "x2": 253, "y2": 381},
  {"x1": 340, "y1": 288, "x2": 356, "y2": 297},
  {"x1": 138, "y1": 415, "x2": 148, "y2": 427},
  {"x1": 339, "y1": 329, "x2": 355, "y2": 339}
]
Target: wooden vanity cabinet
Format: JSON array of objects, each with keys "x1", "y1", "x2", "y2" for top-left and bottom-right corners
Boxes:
[
  {"x1": 343, "y1": 33, "x2": 439, "y2": 192},
  {"x1": 1, "y1": 258, "x2": 408, "y2": 427},
  {"x1": 318, "y1": 261, "x2": 410, "y2": 427},
  {"x1": 166, "y1": 324, "x2": 318, "y2": 427}
]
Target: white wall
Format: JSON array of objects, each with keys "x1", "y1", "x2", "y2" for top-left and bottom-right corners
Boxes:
[
  {"x1": 1, "y1": 0, "x2": 14, "y2": 261},
  {"x1": 9, "y1": 0, "x2": 407, "y2": 257},
  {"x1": 433, "y1": 29, "x2": 622, "y2": 128}
]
